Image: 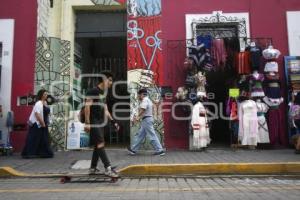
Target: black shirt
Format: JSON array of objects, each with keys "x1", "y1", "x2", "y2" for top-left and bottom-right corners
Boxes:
[
  {"x1": 246, "y1": 46, "x2": 262, "y2": 71},
  {"x1": 86, "y1": 87, "x2": 107, "y2": 124}
]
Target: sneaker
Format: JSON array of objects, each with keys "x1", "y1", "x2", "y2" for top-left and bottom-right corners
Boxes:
[
  {"x1": 89, "y1": 167, "x2": 101, "y2": 174},
  {"x1": 105, "y1": 167, "x2": 119, "y2": 178},
  {"x1": 127, "y1": 147, "x2": 136, "y2": 155},
  {"x1": 153, "y1": 151, "x2": 165, "y2": 156}
]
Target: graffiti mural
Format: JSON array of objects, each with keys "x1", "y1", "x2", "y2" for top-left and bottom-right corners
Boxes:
[
  {"x1": 35, "y1": 37, "x2": 71, "y2": 150},
  {"x1": 127, "y1": 0, "x2": 164, "y2": 150}
]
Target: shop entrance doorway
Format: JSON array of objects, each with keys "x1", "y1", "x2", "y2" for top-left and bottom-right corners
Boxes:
[{"x1": 75, "y1": 10, "x2": 129, "y2": 147}]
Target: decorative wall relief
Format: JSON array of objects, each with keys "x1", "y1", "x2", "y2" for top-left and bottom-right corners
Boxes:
[{"x1": 35, "y1": 37, "x2": 71, "y2": 150}]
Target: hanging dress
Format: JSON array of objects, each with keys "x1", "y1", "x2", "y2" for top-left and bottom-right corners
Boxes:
[{"x1": 238, "y1": 100, "x2": 259, "y2": 146}]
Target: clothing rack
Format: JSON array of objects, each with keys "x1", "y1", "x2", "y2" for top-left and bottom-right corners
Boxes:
[{"x1": 184, "y1": 37, "x2": 273, "y2": 49}]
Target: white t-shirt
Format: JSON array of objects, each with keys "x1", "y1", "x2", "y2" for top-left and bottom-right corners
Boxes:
[
  {"x1": 29, "y1": 100, "x2": 44, "y2": 127},
  {"x1": 139, "y1": 96, "x2": 153, "y2": 118}
]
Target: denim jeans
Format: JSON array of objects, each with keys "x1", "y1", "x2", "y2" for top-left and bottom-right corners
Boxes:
[{"x1": 131, "y1": 117, "x2": 163, "y2": 152}]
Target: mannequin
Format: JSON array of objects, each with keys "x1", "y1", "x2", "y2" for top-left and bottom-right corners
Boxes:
[
  {"x1": 191, "y1": 98, "x2": 210, "y2": 150},
  {"x1": 238, "y1": 96, "x2": 259, "y2": 149}
]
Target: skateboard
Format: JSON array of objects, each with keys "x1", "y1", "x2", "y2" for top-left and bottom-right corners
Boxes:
[{"x1": 60, "y1": 172, "x2": 120, "y2": 184}]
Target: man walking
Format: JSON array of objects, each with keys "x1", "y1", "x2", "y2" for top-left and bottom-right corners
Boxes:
[
  {"x1": 84, "y1": 71, "x2": 119, "y2": 177},
  {"x1": 127, "y1": 88, "x2": 165, "y2": 156}
]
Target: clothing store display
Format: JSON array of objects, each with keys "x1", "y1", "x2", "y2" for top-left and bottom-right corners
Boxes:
[
  {"x1": 249, "y1": 73, "x2": 265, "y2": 97},
  {"x1": 224, "y1": 37, "x2": 240, "y2": 52},
  {"x1": 197, "y1": 35, "x2": 213, "y2": 49},
  {"x1": 268, "y1": 109, "x2": 286, "y2": 145},
  {"x1": 185, "y1": 73, "x2": 197, "y2": 88},
  {"x1": 246, "y1": 45, "x2": 262, "y2": 71},
  {"x1": 262, "y1": 45, "x2": 281, "y2": 60},
  {"x1": 177, "y1": 36, "x2": 286, "y2": 149},
  {"x1": 226, "y1": 98, "x2": 238, "y2": 121},
  {"x1": 195, "y1": 71, "x2": 207, "y2": 97},
  {"x1": 211, "y1": 39, "x2": 227, "y2": 70},
  {"x1": 188, "y1": 44, "x2": 206, "y2": 67},
  {"x1": 256, "y1": 101, "x2": 270, "y2": 143},
  {"x1": 264, "y1": 61, "x2": 279, "y2": 73},
  {"x1": 238, "y1": 76, "x2": 250, "y2": 94},
  {"x1": 238, "y1": 99, "x2": 259, "y2": 146},
  {"x1": 265, "y1": 73, "x2": 281, "y2": 99},
  {"x1": 191, "y1": 101, "x2": 210, "y2": 148},
  {"x1": 184, "y1": 57, "x2": 194, "y2": 69},
  {"x1": 235, "y1": 51, "x2": 251, "y2": 74},
  {"x1": 263, "y1": 96, "x2": 283, "y2": 109}
]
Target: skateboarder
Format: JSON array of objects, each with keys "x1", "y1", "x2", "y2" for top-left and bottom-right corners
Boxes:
[
  {"x1": 127, "y1": 88, "x2": 165, "y2": 156},
  {"x1": 84, "y1": 71, "x2": 119, "y2": 177}
]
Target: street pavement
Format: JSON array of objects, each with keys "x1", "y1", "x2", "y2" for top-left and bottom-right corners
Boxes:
[
  {"x1": 0, "y1": 176, "x2": 299, "y2": 200},
  {"x1": 0, "y1": 148, "x2": 299, "y2": 174}
]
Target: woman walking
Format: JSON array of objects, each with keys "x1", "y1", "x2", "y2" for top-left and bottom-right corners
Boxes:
[{"x1": 22, "y1": 89, "x2": 53, "y2": 158}]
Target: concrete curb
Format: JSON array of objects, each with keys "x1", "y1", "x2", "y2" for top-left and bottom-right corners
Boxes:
[
  {"x1": 0, "y1": 167, "x2": 28, "y2": 177},
  {"x1": 1, "y1": 162, "x2": 300, "y2": 178},
  {"x1": 118, "y1": 162, "x2": 300, "y2": 176}
]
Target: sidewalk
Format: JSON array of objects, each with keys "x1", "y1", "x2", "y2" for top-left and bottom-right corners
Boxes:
[{"x1": 0, "y1": 148, "x2": 299, "y2": 176}]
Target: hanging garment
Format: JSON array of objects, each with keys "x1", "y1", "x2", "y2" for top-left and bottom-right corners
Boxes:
[
  {"x1": 262, "y1": 46, "x2": 281, "y2": 60},
  {"x1": 211, "y1": 39, "x2": 227, "y2": 70},
  {"x1": 191, "y1": 101, "x2": 210, "y2": 148},
  {"x1": 202, "y1": 50, "x2": 214, "y2": 72},
  {"x1": 188, "y1": 44, "x2": 206, "y2": 67},
  {"x1": 267, "y1": 108, "x2": 287, "y2": 146},
  {"x1": 249, "y1": 73, "x2": 265, "y2": 97},
  {"x1": 238, "y1": 77, "x2": 250, "y2": 95},
  {"x1": 256, "y1": 101, "x2": 270, "y2": 143},
  {"x1": 185, "y1": 73, "x2": 197, "y2": 88},
  {"x1": 226, "y1": 98, "x2": 239, "y2": 121},
  {"x1": 264, "y1": 61, "x2": 279, "y2": 73},
  {"x1": 224, "y1": 37, "x2": 240, "y2": 71},
  {"x1": 246, "y1": 45, "x2": 262, "y2": 71},
  {"x1": 235, "y1": 51, "x2": 251, "y2": 74},
  {"x1": 197, "y1": 35, "x2": 213, "y2": 49},
  {"x1": 265, "y1": 73, "x2": 281, "y2": 99},
  {"x1": 263, "y1": 96, "x2": 284, "y2": 110},
  {"x1": 238, "y1": 100, "x2": 259, "y2": 146}
]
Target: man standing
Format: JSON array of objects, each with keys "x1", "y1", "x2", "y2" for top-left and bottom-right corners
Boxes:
[
  {"x1": 127, "y1": 88, "x2": 165, "y2": 156},
  {"x1": 84, "y1": 71, "x2": 119, "y2": 177}
]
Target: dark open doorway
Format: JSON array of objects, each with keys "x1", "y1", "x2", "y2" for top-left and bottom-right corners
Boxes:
[{"x1": 75, "y1": 10, "x2": 129, "y2": 147}]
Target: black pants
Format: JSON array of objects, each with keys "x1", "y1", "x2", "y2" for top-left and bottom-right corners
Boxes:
[{"x1": 91, "y1": 146, "x2": 111, "y2": 169}]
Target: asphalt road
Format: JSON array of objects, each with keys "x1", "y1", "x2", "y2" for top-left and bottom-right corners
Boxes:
[{"x1": 0, "y1": 176, "x2": 299, "y2": 200}]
